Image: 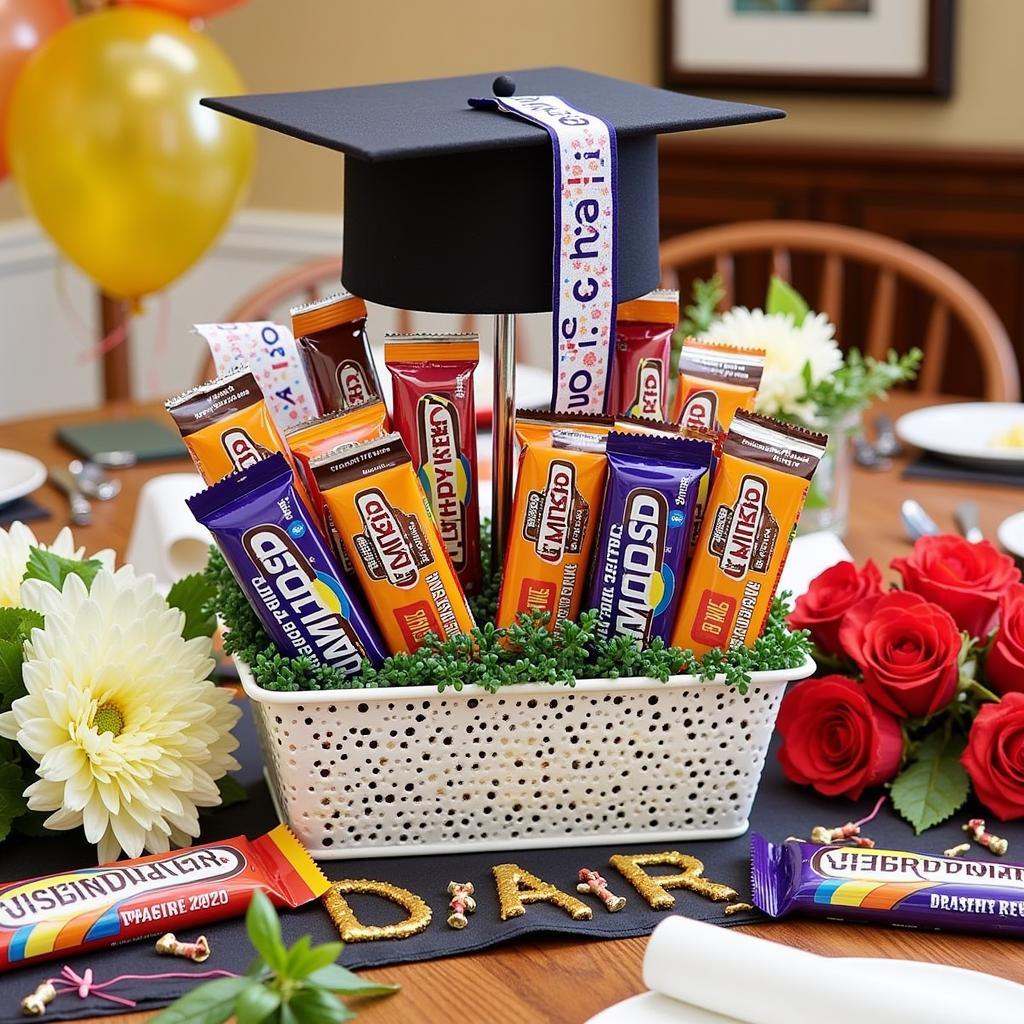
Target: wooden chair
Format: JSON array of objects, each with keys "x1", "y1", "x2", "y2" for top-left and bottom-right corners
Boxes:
[
  {"x1": 659, "y1": 220, "x2": 1020, "y2": 402},
  {"x1": 197, "y1": 256, "x2": 477, "y2": 384}
]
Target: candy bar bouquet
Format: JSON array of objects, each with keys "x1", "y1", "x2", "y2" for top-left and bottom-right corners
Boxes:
[
  {"x1": 678, "y1": 275, "x2": 921, "y2": 535},
  {"x1": 0, "y1": 523, "x2": 241, "y2": 863},
  {"x1": 779, "y1": 533, "x2": 1024, "y2": 832}
]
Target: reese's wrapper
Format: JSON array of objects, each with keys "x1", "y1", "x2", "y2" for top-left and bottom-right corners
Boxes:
[
  {"x1": 187, "y1": 452, "x2": 386, "y2": 673},
  {"x1": 496, "y1": 427, "x2": 609, "y2": 631},
  {"x1": 166, "y1": 367, "x2": 312, "y2": 510},
  {"x1": 587, "y1": 431, "x2": 712, "y2": 646},
  {"x1": 609, "y1": 289, "x2": 678, "y2": 421},
  {"x1": 671, "y1": 411, "x2": 826, "y2": 657},
  {"x1": 313, "y1": 433, "x2": 475, "y2": 654},
  {"x1": 752, "y1": 834, "x2": 1024, "y2": 938},
  {"x1": 291, "y1": 291, "x2": 383, "y2": 413},
  {"x1": 194, "y1": 321, "x2": 317, "y2": 431},
  {"x1": 0, "y1": 826, "x2": 327, "y2": 971},
  {"x1": 384, "y1": 333, "x2": 482, "y2": 593},
  {"x1": 670, "y1": 338, "x2": 765, "y2": 431}
]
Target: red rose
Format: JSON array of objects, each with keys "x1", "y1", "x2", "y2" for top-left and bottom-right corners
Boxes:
[
  {"x1": 776, "y1": 675, "x2": 902, "y2": 799},
  {"x1": 789, "y1": 559, "x2": 883, "y2": 656},
  {"x1": 961, "y1": 693, "x2": 1024, "y2": 820},
  {"x1": 839, "y1": 591, "x2": 960, "y2": 718},
  {"x1": 891, "y1": 535, "x2": 1019, "y2": 640},
  {"x1": 985, "y1": 584, "x2": 1024, "y2": 696}
]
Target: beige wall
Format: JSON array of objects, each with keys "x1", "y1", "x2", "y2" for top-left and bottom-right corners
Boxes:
[{"x1": 0, "y1": 0, "x2": 1021, "y2": 222}]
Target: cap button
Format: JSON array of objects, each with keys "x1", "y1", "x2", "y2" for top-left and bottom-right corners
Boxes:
[{"x1": 492, "y1": 75, "x2": 516, "y2": 97}]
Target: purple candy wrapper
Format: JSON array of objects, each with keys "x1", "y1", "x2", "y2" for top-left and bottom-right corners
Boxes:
[
  {"x1": 752, "y1": 833, "x2": 1024, "y2": 935},
  {"x1": 587, "y1": 431, "x2": 711, "y2": 645},
  {"x1": 187, "y1": 452, "x2": 386, "y2": 674}
]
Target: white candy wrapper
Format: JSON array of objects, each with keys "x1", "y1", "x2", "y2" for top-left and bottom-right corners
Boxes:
[{"x1": 194, "y1": 321, "x2": 319, "y2": 433}]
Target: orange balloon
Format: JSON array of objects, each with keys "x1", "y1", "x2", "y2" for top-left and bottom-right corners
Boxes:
[
  {"x1": 114, "y1": 0, "x2": 246, "y2": 18},
  {"x1": 0, "y1": 0, "x2": 72, "y2": 181}
]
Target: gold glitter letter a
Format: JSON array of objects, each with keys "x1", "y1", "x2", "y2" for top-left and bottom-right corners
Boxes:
[
  {"x1": 492, "y1": 863, "x2": 593, "y2": 922},
  {"x1": 610, "y1": 852, "x2": 737, "y2": 910}
]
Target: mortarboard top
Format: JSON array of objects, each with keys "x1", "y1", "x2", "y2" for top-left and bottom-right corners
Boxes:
[{"x1": 203, "y1": 67, "x2": 783, "y2": 314}]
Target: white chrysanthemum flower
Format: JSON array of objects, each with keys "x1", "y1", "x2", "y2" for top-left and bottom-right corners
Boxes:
[
  {"x1": 702, "y1": 307, "x2": 843, "y2": 421},
  {"x1": 0, "y1": 566, "x2": 240, "y2": 864},
  {"x1": 0, "y1": 522, "x2": 114, "y2": 608}
]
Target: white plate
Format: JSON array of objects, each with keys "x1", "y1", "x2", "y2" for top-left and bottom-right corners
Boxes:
[
  {"x1": 998, "y1": 511, "x2": 1024, "y2": 561},
  {"x1": 896, "y1": 402, "x2": 1024, "y2": 469},
  {"x1": 0, "y1": 449, "x2": 46, "y2": 506}
]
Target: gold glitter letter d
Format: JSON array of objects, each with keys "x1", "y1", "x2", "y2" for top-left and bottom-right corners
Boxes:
[
  {"x1": 322, "y1": 879, "x2": 432, "y2": 942},
  {"x1": 610, "y1": 852, "x2": 737, "y2": 910},
  {"x1": 492, "y1": 863, "x2": 593, "y2": 922}
]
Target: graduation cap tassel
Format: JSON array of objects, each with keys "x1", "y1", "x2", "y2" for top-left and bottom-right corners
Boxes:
[{"x1": 491, "y1": 312, "x2": 517, "y2": 565}]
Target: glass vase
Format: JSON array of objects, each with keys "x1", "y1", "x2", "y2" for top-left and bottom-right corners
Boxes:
[{"x1": 796, "y1": 410, "x2": 861, "y2": 538}]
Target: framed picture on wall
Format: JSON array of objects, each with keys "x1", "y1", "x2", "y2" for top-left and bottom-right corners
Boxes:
[{"x1": 662, "y1": 0, "x2": 954, "y2": 96}]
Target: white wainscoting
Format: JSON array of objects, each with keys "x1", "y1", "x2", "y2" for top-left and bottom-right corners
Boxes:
[{"x1": 0, "y1": 210, "x2": 551, "y2": 425}]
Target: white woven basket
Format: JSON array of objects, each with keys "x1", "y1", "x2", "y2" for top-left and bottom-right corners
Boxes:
[{"x1": 237, "y1": 656, "x2": 815, "y2": 860}]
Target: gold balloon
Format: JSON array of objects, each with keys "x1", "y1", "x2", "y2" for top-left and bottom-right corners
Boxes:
[{"x1": 6, "y1": 8, "x2": 253, "y2": 299}]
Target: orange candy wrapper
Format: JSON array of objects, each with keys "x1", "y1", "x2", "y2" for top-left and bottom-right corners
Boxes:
[
  {"x1": 496, "y1": 414, "x2": 610, "y2": 632},
  {"x1": 313, "y1": 433, "x2": 475, "y2": 654},
  {"x1": 0, "y1": 826, "x2": 327, "y2": 971},
  {"x1": 165, "y1": 367, "x2": 311, "y2": 508},
  {"x1": 671, "y1": 411, "x2": 826, "y2": 657},
  {"x1": 670, "y1": 338, "x2": 765, "y2": 432}
]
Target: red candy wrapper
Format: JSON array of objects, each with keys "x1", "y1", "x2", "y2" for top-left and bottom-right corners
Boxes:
[
  {"x1": 384, "y1": 333, "x2": 482, "y2": 594},
  {"x1": 608, "y1": 289, "x2": 679, "y2": 420},
  {"x1": 0, "y1": 826, "x2": 328, "y2": 971}
]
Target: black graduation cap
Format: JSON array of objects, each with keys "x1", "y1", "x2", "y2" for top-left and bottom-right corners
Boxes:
[{"x1": 202, "y1": 67, "x2": 783, "y2": 314}]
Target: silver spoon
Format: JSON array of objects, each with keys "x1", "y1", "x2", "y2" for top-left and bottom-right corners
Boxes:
[
  {"x1": 69, "y1": 459, "x2": 121, "y2": 501},
  {"x1": 901, "y1": 499, "x2": 940, "y2": 542},
  {"x1": 954, "y1": 501, "x2": 983, "y2": 543},
  {"x1": 48, "y1": 466, "x2": 92, "y2": 527},
  {"x1": 853, "y1": 434, "x2": 891, "y2": 471}
]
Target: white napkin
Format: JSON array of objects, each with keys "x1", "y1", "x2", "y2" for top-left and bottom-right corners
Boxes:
[
  {"x1": 778, "y1": 530, "x2": 853, "y2": 599},
  {"x1": 125, "y1": 473, "x2": 210, "y2": 590},
  {"x1": 587, "y1": 916, "x2": 1024, "y2": 1023}
]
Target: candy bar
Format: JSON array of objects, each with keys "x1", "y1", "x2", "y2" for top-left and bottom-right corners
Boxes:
[
  {"x1": 187, "y1": 452, "x2": 386, "y2": 674},
  {"x1": 496, "y1": 425, "x2": 609, "y2": 631},
  {"x1": 670, "y1": 338, "x2": 765, "y2": 432},
  {"x1": 752, "y1": 834, "x2": 1024, "y2": 936},
  {"x1": 609, "y1": 289, "x2": 678, "y2": 421},
  {"x1": 291, "y1": 292, "x2": 383, "y2": 413},
  {"x1": 671, "y1": 411, "x2": 826, "y2": 656},
  {"x1": 194, "y1": 321, "x2": 317, "y2": 431},
  {"x1": 588, "y1": 430, "x2": 712, "y2": 646},
  {"x1": 313, "y1": 433, "x2": 475, "y2": 654},
  {"x1": 0, "y1": 826, "x2": 327, "y2": 971},
  {"x1": 384, "y1": 333, "x2": 482, "y2": 593}
]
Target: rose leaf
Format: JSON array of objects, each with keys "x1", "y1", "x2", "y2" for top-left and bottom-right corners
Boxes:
[{"x1": 890, "y1": 732, "x2": 970, "y2": 834}]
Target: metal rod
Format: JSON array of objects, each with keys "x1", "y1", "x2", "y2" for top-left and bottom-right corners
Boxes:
[{"x1": 491, "y1": 312, "x2": 516, "y2": 571}]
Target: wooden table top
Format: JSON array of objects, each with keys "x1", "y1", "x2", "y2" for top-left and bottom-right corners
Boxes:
[{"x1": 3, "y1": 390, "x2": 1023, "y2": 1024}]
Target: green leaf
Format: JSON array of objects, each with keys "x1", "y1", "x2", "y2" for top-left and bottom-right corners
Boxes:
[
  {"x1": 150, "y1": 976, "x2": 253, "y2": 1024},
  {"x1": 307, "y1": 964, "x2": 399, "y2": 998},
  {"x1": 287, "y1": 986, "x2": 355, "y2": 1023},
  {"x1": 287, "y1": 940, "x2": 344, "y2": 980},
  {"x1": 166, "y1": 572, "x2": 219, "y2": 641},
  {"x1": 0, "y1": 762, "x2": 26, "y2": 843},
  {"x1": 765, "y1": 274, "x2": 810, "y2": 326},
  {"x1": 0, "y1": 607, "x2": 43, "y2": 643},
  {"x1": 234, "y1": 982, "x2": 281, "y2": 1024},
  {"x1": 246, "y1": 889, "x2": 286, "y2": 973},
  {"x1": 0, "y1": 639, "x2": 27, "y2": 711},
  {"x1": 216, "y1": 775, "x2": 249, "y2": 808},
  {"x1": 890, "y1": 732, "x2": 970, "y2": 834},
  {"x1": 22, "y1": 548, "x2": 102, "y2": 592}
]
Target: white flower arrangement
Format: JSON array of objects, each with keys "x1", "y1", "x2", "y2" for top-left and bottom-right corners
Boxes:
[
  {"x1": 0, "y1": 523, "x2": 241, "y2": 863},
  {"x1": 681, "y1": 275, "x2": 921, "y2": 427}
]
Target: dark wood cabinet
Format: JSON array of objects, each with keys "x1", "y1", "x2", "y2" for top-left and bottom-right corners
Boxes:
[{"x1": 658, "y1": 140, "x2": 1024, "y2": 396}]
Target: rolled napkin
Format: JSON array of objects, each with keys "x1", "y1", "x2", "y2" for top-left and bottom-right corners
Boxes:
[
  {"x1": 125, "y1": 473, "x2": 211, "y2": 589},
  {"x1": 632, "y1": 916, "x2": 1024, "y2": 1023}
]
